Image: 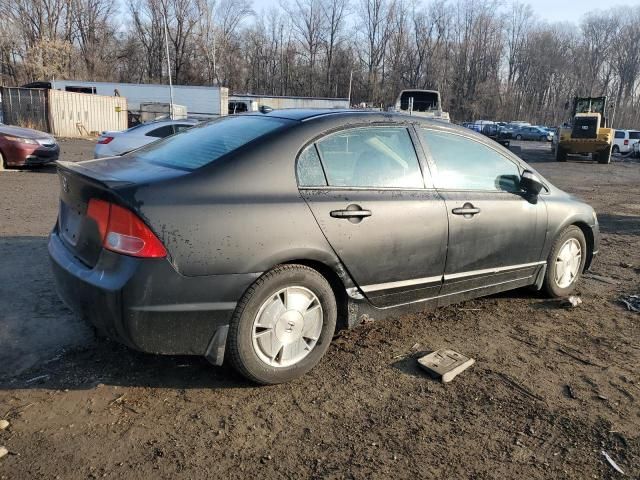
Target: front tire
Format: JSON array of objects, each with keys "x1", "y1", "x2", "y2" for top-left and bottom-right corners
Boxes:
[
  {"x1": 543, "y1": 226, "x2": 587, "y2": 298},
  {"x1": 516, "y1": 134, "x2": 523, "y2": 140},
  {"x1": 597, "y1": 146, "x2": 612, "y2": 164},
  {"x1": 227, "y1": 264, "x2": 337, "y2": 384}
]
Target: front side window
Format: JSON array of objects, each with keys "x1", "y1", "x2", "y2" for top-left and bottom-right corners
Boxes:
[
  {"x1": 629, "y1": 131, "x2": 640, "y2": 140},
  {"x1": 420, "y1": 129, "x2": 521, "y2": 192},
  {"x1": 134, "y1": 116, "x2": 288, "y2": 170},
  {"x1": 314, "y1": 127, "x2": 424, "y2": 188}
]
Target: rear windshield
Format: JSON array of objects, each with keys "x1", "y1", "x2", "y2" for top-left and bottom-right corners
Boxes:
[{"x1": 132, "y1": 116, "x2": 288, "y2": 170}]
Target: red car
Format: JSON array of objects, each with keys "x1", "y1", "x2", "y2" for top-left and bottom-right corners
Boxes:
[{"x1": 0, "y1": 124, "x2": 59, "y2": 169}]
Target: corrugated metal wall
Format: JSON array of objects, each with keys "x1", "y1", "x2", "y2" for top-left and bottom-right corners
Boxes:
[
  {"x1": 48, "y1": 90, "x2": 128, "y2": 137},
  {"x1": 0, "y1": 87, "x2": 49, "y2": 132},
  {"x1": 51, "y1": 80, "x2": 228, "y2": 116}
]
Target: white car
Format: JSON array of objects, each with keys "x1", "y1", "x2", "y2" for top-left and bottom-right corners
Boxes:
[
  {"x1": 94, "y1": 119, "x2": 199, "y2": 158},
  {"x1": 613, "y1": 129, "x2": 640, "y2": 155}
]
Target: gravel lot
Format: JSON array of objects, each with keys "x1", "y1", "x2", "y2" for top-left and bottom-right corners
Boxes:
[{"x1": 0, "y1": 139, "x2": 638, "y2": 479}]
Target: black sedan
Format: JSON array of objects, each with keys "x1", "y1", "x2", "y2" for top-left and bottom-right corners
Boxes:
[{"x1": 49, "y1": 110, "x2": 599, "y2": 384}]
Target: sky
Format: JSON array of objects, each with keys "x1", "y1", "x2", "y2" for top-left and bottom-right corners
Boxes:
[{"x1": 250, "y1": 0, "x2": 640, "y2": 23}]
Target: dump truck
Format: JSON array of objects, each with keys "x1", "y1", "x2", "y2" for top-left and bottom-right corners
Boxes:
[{"x1": 554, "y1": 96, "x2": 613, "y2": 164}]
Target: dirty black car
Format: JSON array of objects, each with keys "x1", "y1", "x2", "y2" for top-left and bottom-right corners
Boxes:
[{"x1": 49, "y1": 110, "x2": 599, "y2": 384}]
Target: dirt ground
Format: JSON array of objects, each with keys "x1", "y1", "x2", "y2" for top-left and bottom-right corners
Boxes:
[{"x1": 0, "y1": 139, "x2": 638, "y2": 479}]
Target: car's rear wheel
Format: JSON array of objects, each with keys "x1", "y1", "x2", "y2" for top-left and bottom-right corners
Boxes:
[
  {"x1": 227, "y1": 264, "x2": 337, "y2": 384},
  {"x1": 543, "y1": 226, "x2": 587, "y2": 298},
  {"x1": 612, "y1": 145, "x2": 620, "y2": 154},
  {"x1": 516, "y1": 134, "x2": 523, "y2": 140}
]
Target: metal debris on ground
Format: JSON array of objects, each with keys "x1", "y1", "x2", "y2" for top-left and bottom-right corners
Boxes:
[
  {"x1": 601, "y1": 450, "x2": 625, "y2": 475},
  {"x1": 417, "y1": 349, "x2": 475, "y2": 383},
  {"x1": 620, "y1": 294, "x2": 640, "y2": 313},
  {"x1": 565, "y1": 295, "x2": 582, "y2": 308},
  {"x1": 584, "y1": 273, "x2": 620, "y2": 285}
]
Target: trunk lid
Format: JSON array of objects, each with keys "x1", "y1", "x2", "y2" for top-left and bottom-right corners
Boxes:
[{"x1": 55, "y1": 157, "x2": 188, "y2": 267}]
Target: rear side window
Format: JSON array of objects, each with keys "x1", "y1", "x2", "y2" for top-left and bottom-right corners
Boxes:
[
  {"x1": 297, "y1": 145, "x2": 327, "y2": 187},
  {"x1": 134, "y1": 116, "x2": 287, "y2": 170},
  {"x1": 146, "y1": 125, "x2": 175, "y2": 138},
  {"x1": 314, "y1": 127, "x2": 424, "y2": 188},
  {"x1": 420, "y1": 129, "x2": 520, "y2": 192},
  {"x1": 615, "y1": 131, "x2": 625, "y2": 139},
  {"x1": 630, "y1": 131, "x2": 640, "y2": 140}
]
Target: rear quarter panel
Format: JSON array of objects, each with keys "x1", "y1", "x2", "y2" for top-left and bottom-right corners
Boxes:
[{"x1": 119, "y1": 121, "x2": 352, "y2": 282}]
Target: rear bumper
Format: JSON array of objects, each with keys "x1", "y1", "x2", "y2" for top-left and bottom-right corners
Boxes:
[{"x1": 48, "y1": 229, "x2": 260, "y2": 356}]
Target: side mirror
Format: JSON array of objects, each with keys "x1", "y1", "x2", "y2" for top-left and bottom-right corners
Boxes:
[{"x1": 520, "y1": 170, "x2": 544, "y2": 195}]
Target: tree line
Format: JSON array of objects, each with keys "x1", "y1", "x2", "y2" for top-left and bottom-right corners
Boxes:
[{"x1": 1, "y1": 0, "x2": 639, "y2": 128}]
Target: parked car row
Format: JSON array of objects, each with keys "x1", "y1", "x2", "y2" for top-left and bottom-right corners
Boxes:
[{"x1": 463, "y1": 121, "x2": 555, "y2": 143}]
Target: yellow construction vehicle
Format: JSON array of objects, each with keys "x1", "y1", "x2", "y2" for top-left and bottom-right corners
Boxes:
[{"x1": 554, "y1": 96, "x2": 613, "y2": 164}]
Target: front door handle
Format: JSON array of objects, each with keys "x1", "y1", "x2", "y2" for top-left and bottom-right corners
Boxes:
[
  {"x1": 330, "y1": 204, "x2": 372, "y2": 223},
  {"x1": 452, "y1": 203, "x2": 481, "y2": 218}
]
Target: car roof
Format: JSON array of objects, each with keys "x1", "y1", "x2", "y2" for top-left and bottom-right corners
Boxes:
[
  {"x1": 242, "y1": 108, "x2": 357, "y2": 121},
  {"x1": 240, "y1": 108, "x2": 455, "y2": 127}
]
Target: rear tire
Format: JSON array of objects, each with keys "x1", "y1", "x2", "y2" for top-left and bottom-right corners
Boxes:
[
  {"x1": 555, "y1": 145, "x2": 567, "y2": 162},
  {"x1": 227, "y1": 264, "x2": 337, "y2": 385},
  {"x1": 543, "y1": 226, "x2": 587, "y2": 298},
  {"x1": 612, "y1": 145, "x2": 620, "y2": 154},
  {"x1": 516, "y1": 134, "x2": 523, "y2": 140}
]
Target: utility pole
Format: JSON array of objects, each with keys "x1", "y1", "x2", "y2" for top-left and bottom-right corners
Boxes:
[
  {"x1": 163, "y1": 13, "x2": 175, "y2": 120},
  {"x1": 347, "y1": 70, "x2": 353, "y2": 107}
]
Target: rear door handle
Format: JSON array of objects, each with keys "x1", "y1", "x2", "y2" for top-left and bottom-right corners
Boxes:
[
  {"x1": 452, "y1": 203, "x2": 480, "y2": 217},
  {"x1": 330, "y1": 209, "x2": 372, "y2": 218},
  {"x1": 330, "y1": 204, "x2": 372, "y2": 223}
]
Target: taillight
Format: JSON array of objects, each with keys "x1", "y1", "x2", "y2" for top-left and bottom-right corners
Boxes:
[
  {"x1": 86, "y1": 199, "x2": 166, "y2": 258},
  {"x1": 97, "y1": 136, "x2": 114, "y2": 144},
  {"x1": 624, "y1": 139, "x2": 629, "y2": 145}
]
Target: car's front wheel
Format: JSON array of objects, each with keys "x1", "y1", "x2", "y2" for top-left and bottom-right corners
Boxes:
[
  {"x1": 543, "y1": 226, "x2": 587, "y2": 298},
  {"x1": 516, "y1": 134, "x2": 523, "y2": 140},
  {"x1": 227, "y1": 264, "x2": 337, "y2": 384}
]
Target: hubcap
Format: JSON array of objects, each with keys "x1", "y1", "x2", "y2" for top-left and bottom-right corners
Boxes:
[
  {"x1": 252, "y1": 286, "x2": 323, "y2": 368},
  {"x1": 554, "y1": 238, "x2": 582, "y2": 289}
]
